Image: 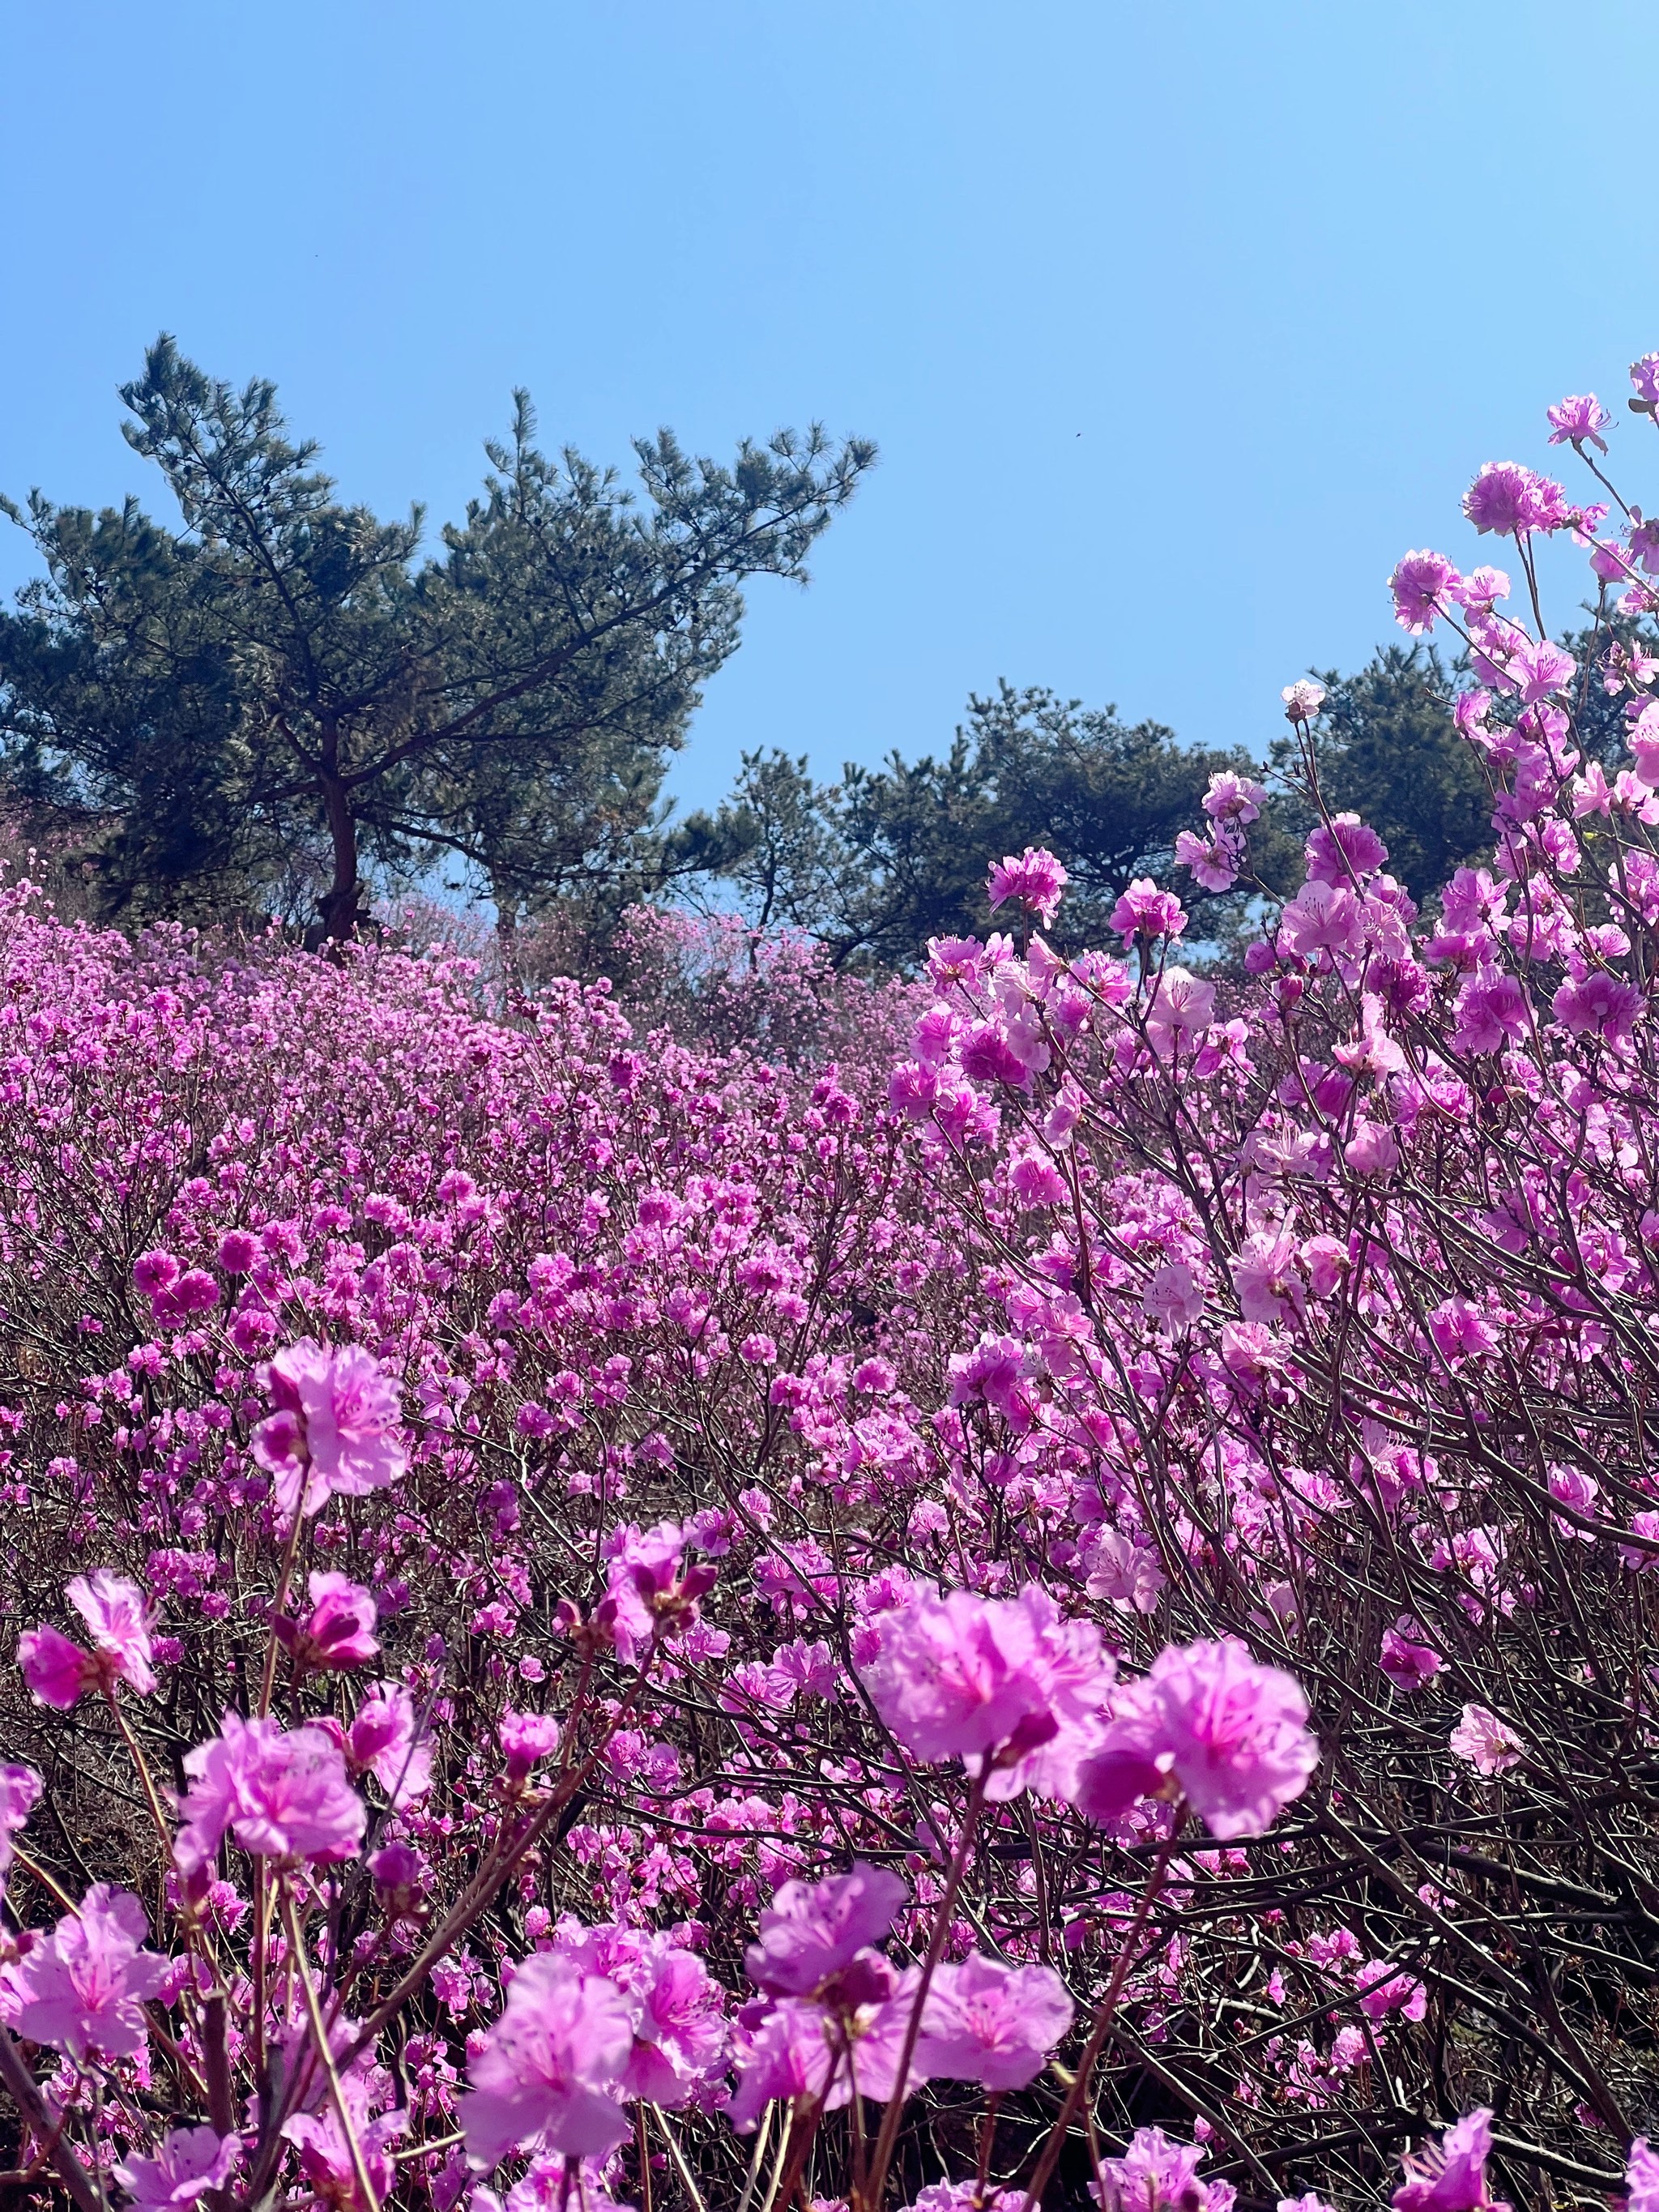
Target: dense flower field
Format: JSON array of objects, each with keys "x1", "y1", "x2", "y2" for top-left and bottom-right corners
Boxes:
[{"x1": 9, "y1": 358, "x2": 1659, "y2": 2212}]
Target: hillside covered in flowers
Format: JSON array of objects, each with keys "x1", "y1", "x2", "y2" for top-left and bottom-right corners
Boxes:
[{"x1": 8, "y1": 357, "x2": 1659, "y2": 2212}]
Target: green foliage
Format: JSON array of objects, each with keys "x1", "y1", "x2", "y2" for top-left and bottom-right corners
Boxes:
[
  {"x1": 0, "y1": 339, "x2": 874, "y2": 937},
  {"x1": 684, "y1": 682, "x2": 1299, "y2": 971}
]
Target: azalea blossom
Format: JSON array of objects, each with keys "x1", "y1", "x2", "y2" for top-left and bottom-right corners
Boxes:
[
  {"x1": 173, "y1": 1710, "x2": 366, "y2": 1872},
  {"x1": 11, "y1": 1881, "x2": 168, "y2": 2059},
  {"x1": 1449, "y1": 1704, "x2": 1523, "y2": 1777},
  {"x1": 459, "y1": 1952, "x2": 634, "y2": 2166},
  {"x1": 914, "y1": 1952, "x2": 1073, "y2": 2089},
  {"x1": 252, "y1": 1338, "x2": 407, "y2": 1519},
  {"x1": 113, "y1": 2128, "x2": 243, "y2": 2212}
]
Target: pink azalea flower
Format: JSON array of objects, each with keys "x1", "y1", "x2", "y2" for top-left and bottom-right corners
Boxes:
[
  {"x1": 1553, "y1": 970, "x2": 1643, "y2": 1048},
  {"x1": 1175, "y1": 830, "x2": 1240, "y2": 894},
  {"x1": 173, "y1": 1711, "x2": 366, "y2": 1873},
  {"x1": 1282, "y1": 681, "x2": 1326, "y2": 723},
  {"x1": 1278, "y1": 880, "x2": 1364, "y2": 963},
  {"x1": 459, "y1": 1953, "x2": 634, "y2": 2167},
  {"x1": 498, "y1": 1710, "x2": 562, "y2": 1787},
  {"x1": 348, "y1": 1683, "x2": 433, "y2": 1806},
  {"x1": 284, "y1": 2081, "x2": 405, "y2": 2210},
  {"x1": 914, "y1": 1953, "x2": 1073, "y2": 2090},
  {"x1": 1099, "y1": 2126, "x2": 1236, "y2": 2212},
  {"x1": 1390, "y1": 549, "x2": 1461, "y2": 634},
  {"x1": 1111, "y1": 878, "x2": 1188, "y2": 946},
  {"x1": 1380, "y1": 1619, "x2": 1442, "y2": 1693},
  {"x1": 1355, "y1": 1959, "x2": 1428, "y2": 2024},
  {"x1": 1632, "y1": 355, "x2": 1659, "y2": 409},
  {"x1": 12, "y1": 1881, "x2": 168, "y2": 2059},
  {"x1": 1074, "y1": 1637, "x2": 1318, "y2": 1840},
  {"x1": 859, "y1": 1583, "x2": 1114, "y2": 1801},
  {"x1": 987, "y1": 847, "x2": 1069, "y2": 928},
  {"x1": 1203, "y1": 771, "x2": 1265, "y2": 825},
  {"x1": 68, "y1": 1571, "x2": 157, "y2": 1693},
  {"x1": 1626, "y1": 2138, "x2": 1659, "y2": 2212},
  {"x1": 1449, "y1": 1704, "x2": 1523, "y2": 1777},
  {"x1": 1546, "y1": 394, "x2": 1610, "y2": 452},
  {"x1": 252, "y1": 1339, "x2": 407, "y2": 1521},
  {"x1": 744, "y1": 1861, "x2": 908, "y2": 1996},
  {"x1": 17, "y1": 1620, "x2": 97, "y2": 1710},
  {"x1": 595, "y1": 1519, "x2": 716, "y2": 1664},
  {"x1": 112, "y1": 2127, "x2": 243, "y2": 2212},
  {"x1": 1463, "y1": 461, "x2": 1567, "y2": 537},
  {"x1": 272, "y1": 1571, "x2": 381, "y2": 1672},
  {"x1": 727, "y1": 1964, "x2": 923, "y2": 2129},
  {"x1": 557, "y1": 1923, "x2": 728, "y2": 2105},
  {"x1": 1392, "y1": 2108, "x2": 1508, "y2": 2212},
  {"x1": 18, "y1": 1571, "x2": 157, "y2": 1708},
  {"x1": 0, "y1": 1762, "x2": 41, "y2": 1902},
  {"x1": 1143, "y1": 969, "x2": 1217, "y2": 1057}
]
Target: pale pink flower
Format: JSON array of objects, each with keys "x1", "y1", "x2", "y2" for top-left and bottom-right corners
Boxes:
[
  {"x1": 1175, "y1": 830, "x2": 1240, "y2": 893},
  {"x1": 1279, "y1": 880, "x2": 1364, "y2": 963},
  {"x1": 272, "y1": 1571, "x2": 380, "y2": 1672},
  {"x1": 914, "y1": 1953, "x2": 1073, "y2": 2090},
  {"x1": 1143, "y1": 969, "x2": 1216, "y2": 1057},
  {"x1": 1142, "y1": 1260, "x2": 1204, "y2": 1334},
  {"x1": 252, "y1": 1339, "x2": 407, "y2": 1521},
  {"x1": 1202, "y1": 771, "x2": 1265, "y2": 825},
  {"x1": 1282, "y1": 680, "x2": 1327, "y2": 723},
  {"x1": 173, "y1": 1711, "x2": 366, "y2": 1873},
  {"x1": 987, "y1": 847, "x2": 1069, "y2": 927},
  {"x1": 113, "y1": 2127, "x2": 243, "y2": 2212},
  {"x1": 1074, "y1": 1637, "x2": 1317, "y2": 1840},
  {"x1": 1393, "y1": 2108, "x2": 1508, "y2": 2212},
  {"x1": 459, "y1": 1952, "x2": 633, "y2": 2166},
  {"x1": 744, "y1": 1861, "x2": 907, "y2": 1996},
  {"x1": 1449, "y1": 1704, "x2": 1523, "y2": 1777},
  {"x1": 556, "y1": 1923, "x2": 728, "y2": 2105},
  {"x1": 12, "y1": 1882, "x2": 168, "y2": 2059},
  {"x1": 860, "y1": 1583, "x2": 1114, "y2": 1801}
]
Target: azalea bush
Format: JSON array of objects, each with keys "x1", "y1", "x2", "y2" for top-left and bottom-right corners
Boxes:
[{"x1": 8, "y1": 355, "x2": 1659, "y2": 2212}]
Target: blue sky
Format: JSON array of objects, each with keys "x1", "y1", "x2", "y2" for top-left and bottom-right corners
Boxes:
[{"x1": 2, "y1": 0, "x2": 1655, "y2": 817}]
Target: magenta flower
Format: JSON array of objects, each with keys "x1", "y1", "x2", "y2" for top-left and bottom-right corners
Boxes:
[
  {"x1": 727, "y1": 1966, "x2": 923, "y2": 2129},
  {"x1": 1632, "y1": 355, "x2": 1659, "y2": 408},
  {"x1": 1553, "y1": 970, "x2": 1643, "y2": 1048},
  {"x1": 1390, "y1": 549, "x2": 1461, "y2": 633},
  {"x1": 987, "y1": 847, "x2": 1069, "y2": 928},
  {"x1": 1099, "y1": 2126, "x2": 1236, "y2": 2212},
  {"x1": 1304, "y1": 812, "x2": 1388, "y2": 885},
  {"x1": 1546, "y1": 394, "x2": 1610, "y2": 452},
  {"x1": 1175, "y1": 830, "x2": 1240, "y2": 894},
  {"x1": 1203, "y1": 771, "x2": 1265, "y2": 825},
  {"x1": 459, "y1": 1952, "x2": 634, "y2": 2167},
  {"x1": 284, "y1": 2081, "x2": 405, "y2": 2210},
  {"x1": 347, "y1": 1682, "x2": 433, "y2": 1806},
  {"x1": 272, "y1": 1571, "x2": 380, "y2": 1672},
  {"x1": 12, "y1": 1881, "x2": 168, "y2": 2059},
  {"x1": 17, "y1": 1621, "x2": 97, "y2": 1710},
  {"x1": 745, "y1": 1860, "x2": 908, "y2": 1996},
  {"x1": 1380, "y1": 1620, "x2": 1442, "y2": 1693},
  {"x1": 1449, "y1": 1704, "x2": 1522, "y2": 1777},
  {"x1": 18, "y1": 1570, "x2": 157, "y2": 1709},
  {"x1": 0, "y1": 1761, "x2": 41, "y2": 1902},
  {"x1": 914, "y1": 1953, "x2": 1073, "y2": 2089},
  {"x1": 595, "y1": 1517, "x2": 718, "y2": 1664},
  {"x1": 1074, "y1": 1637, "x2": 1318, "y2": 1840},
  {"x1": 1111, "y1": 878, "x2": 1188, "y2": 946},
  {"x1": 1392, "y1": 2108, "x2": 1508, "y2": 2212},
  {"x1": 1463, "y1": 461, "x2": 1567, "y2": 537},
  {"x1": 499, "y1": 1709, "x2": 562, "y2": 1786},
  {"x1": 1627, "y1": 2138, "x2": 1659, "y2": 2212},
  {"x1": 112, "y1": 2127, "x2": 243, "y2": 2212},
  {"x1": 557, "y1": 1922, "x2": 729, "y2": 2104},
  {"x1": 860, "y1": 1583, "x2": 1114, "y2": 1801},
  {"x1": 1355, "y1": 1959, "x2": 1428, "y2": 2024},
  {"x1": 251, "y1": 1339, "x2": 407, "y2": 1521},
  {"x1": 173, "y1": 1711, "x2": 366, "y2": 1873}
]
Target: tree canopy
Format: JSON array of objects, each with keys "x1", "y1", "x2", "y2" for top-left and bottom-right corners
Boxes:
[{"x1": 0, "y1": 339, "x2": 874, "y2": 937}]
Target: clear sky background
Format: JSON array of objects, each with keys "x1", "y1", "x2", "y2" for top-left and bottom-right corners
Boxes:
[{"x1": 2, "y1": 0, "x2": 1656, "y2": 817}]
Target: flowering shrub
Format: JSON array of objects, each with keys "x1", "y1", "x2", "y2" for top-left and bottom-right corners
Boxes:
[{"x1": 7, "y1": 352, "x2": 1659, "y2": 2212}]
